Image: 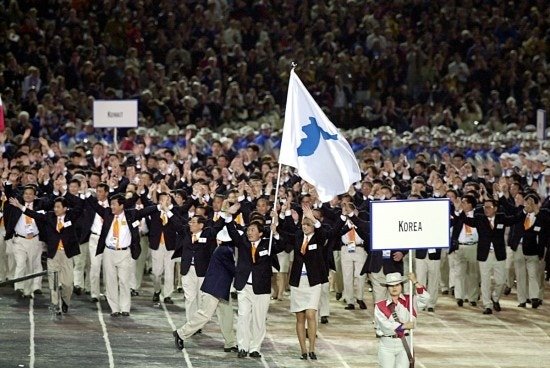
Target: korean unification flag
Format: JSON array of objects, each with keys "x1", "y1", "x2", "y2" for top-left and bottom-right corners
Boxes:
[{"x1": 279, "y1": 69, "x2": 361, "y2": 202}]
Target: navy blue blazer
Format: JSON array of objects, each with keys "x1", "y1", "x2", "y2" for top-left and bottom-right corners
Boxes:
[{"x1": 200, "y1": 244, "x2": 236, "y2": 301}]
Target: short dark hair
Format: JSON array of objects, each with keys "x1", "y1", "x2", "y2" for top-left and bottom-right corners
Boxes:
[
  {"x1": 524, "y1": 193, "x2": 540, "y2": 204},
  {"x1": 462, "y1": 194, "x2": 477, "y2": 208},
  {"x1": 110, "y1": 193, "x2": 126, "y2": 207},
  {"x1": 54, "y1": 197, "x2": 68, "y2": 208}
]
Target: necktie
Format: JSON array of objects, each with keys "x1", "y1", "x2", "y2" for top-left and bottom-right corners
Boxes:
[
  {"x1": 57, "y1": 218, "x2": 64, "y2": 250},
  {"x1": 160, "y1": 213, "x2": 168, "y2": 245},
  {"x1": 300, "y1": 236, "x2": 309, "y2": 255},
  {"x1": 192, "y1": 233, "x2": 198, "y2": 243},
  {"x1": 524, "y1": 215, "x2": 531, "y2": 230},
  {"x1": 113, "y1": 216, "x2": 120, "y2": 249},
  {"x1": 489, "y1": 218, "x2": 494, "y2": 229},
  {"x1": 349, "y1": 226, "x2": 356, "y2": 243},
  {"x1": 25, "y1": 203, "x2": 33, "y2": 225},
  {"x1": 464, "y1": 224, "x2": 472, "y2": 235},
  {"x1": 235, "y1": 213, "x2": 244, "y2": 226},
  {"x1": 213, "y1": 213, "x2": 220, "y2": 221},
  {"x1": 251, "y1": 241, "x2": 258, "y2": 263}
]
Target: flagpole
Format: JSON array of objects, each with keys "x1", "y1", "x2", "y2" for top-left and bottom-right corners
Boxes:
[
  {"x1": 268, "y1": 162, "x2": 283, "y2": 255},
  {"x1": 409, "y1": 252, "x2": 414, "y2": 358}
]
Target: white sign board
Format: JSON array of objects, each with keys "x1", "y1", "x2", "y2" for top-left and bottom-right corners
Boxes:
[
  {"x1": 537, "y1": 109, "x2": 546, "y2": 141},
  {"x1": 370, "y1": 199, "x2": 450, "y2": 250},
  {"x1": 93, "y1": 100, "x2": 138, "y2": 128}
]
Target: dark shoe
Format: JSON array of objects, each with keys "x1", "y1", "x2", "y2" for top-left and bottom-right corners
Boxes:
[
  {"x1": 300, "y1": 353, "x2": 308, "y2": 360},
  {"x1": 456, "y1": 299, "x2": 464, "y2": 307},
  {"x1": 345, "y1": 304, "x2": 355, "y2": 310},
  {"x1": 503, "y1": 286, "x2": 511, "y2": 296},
  {"x1": 335, "y1": 292, "x2": 342, "y2": 301},
  {"x1": 450, "y1": 287, "x2": 455, "y2": 296},
  {"x1": 470, "y1": 301, "x2": 477, "y2": 307},
  {"x1": 173, "y1": 330, "x2": 184, "y2": 350},
  {"x1": 231, "y1": 291, "x2": 238, "y2": 300},
  {"x1": 320, "y1": 316, "x2": 329, "y2": 324},
  {"x1": 224, "y1": 346, "x2": 238, "y2": 353},
  {"x1": 164, "y1": 297, "x2": 174, "y2": 304},
  {"x1": 492, "y1": 299, "x2": 501, "y2": 312},
  {"x1": 73, "y1": 286, "x2": 82, "y2": 296},
  {"x1": 16, "y1": 289, "x2": 25, "y2": 298},
  {"x1": 193, "y1": 329, "x2": 202, "y2": 336},
  {"x1": 357, "y1": 300, "x2": 367, "y2": 310},
  {"x1": 55, "y1": 307, "x2": 62, "y2": 316},
  {"x1": 526, "y1": 299, "x2": 531, "y2": 304},
  {"x1": 90, "y1": 297, "x2": 99, "y2": 303},
  {"x1": 442, "y1": 290, "x2": 449, "y2": 295},
  {"x1": 531, "y1": 298, "x2": 542, "y2": 309},
  {"x1": 110, "y1": 312, "x2": 121, "y2": 317},
  {"x1": 130, "y1": 289, "x2": 139, "y2": 297},
  {"x1": 177, "y1": 287, "x2": 183, "y2": 293},
  {"x1": 482, "y1": 308, "x2": 492, "y2": 315},
  {"x1": 249, "y1": 351, "x2": 261, "y2": 358},
  {"x1": 518, "y1": 302, "x2": 527, "y2": 308},
  {"x1": 61, "y1": 299, "x2": 68, "y2": 313},
  {"x1": 237, "y1": 350, "x2": 247, "y2": 358},
  {"x1": 308, "y1": 352, "x2": 317, "y2": 360},
  {"x1": 33, "y1": 289, "x2": 43, "y2": 295},
  {"x1": 427, "y1": 307, "x2": 435, "y2": 312},
  {"x1": 153, "y1": 291, "x2": 160, "y2": 302},
  {"x1": 121, "y1": 312, "x2": 130, "y2": 317}
]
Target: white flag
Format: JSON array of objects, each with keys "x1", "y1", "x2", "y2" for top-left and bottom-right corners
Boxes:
[{"x1": 279, "y1": 69, "x2": 361, "y2": 202}]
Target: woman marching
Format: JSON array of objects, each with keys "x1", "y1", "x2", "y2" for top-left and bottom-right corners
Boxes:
[{"x1": 282, "y1": 203, "x2": 329, "y2": 360}]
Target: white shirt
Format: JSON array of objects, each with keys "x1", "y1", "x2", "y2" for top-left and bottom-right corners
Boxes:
[
  {"x1": 91, "y1": 200, "x2": 109, "y2": 235},
  {"x1": 246, "y1": 240, "x2": 260, "y2": 284},
  {"x1": 106, "y1": 212, "x2": 131, "y2": 249},
  {"x1": 340, "y1": 217, "x2": 363, "y2": 245},
  {"x1": 458, "y1": 210, "x2": 479, "y2": 244},
  {"x1": 16, "y1": 202, "x2": 39, "y2": 236}
]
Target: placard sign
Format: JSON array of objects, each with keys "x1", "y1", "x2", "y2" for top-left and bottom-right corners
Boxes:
[
  {"x1": 93, "y1": 100, "x2": 138, "y2": 128},
  {"x1": 370, "y1": 199, "x2": 450, "y2": 250}
]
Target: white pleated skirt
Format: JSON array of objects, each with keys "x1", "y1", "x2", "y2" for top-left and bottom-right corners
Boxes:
[{"x1": 290, "y1": 275, "x2": 321, "y2": 313}]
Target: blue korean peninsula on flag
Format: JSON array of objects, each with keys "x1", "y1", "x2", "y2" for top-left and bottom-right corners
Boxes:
[{"x1": 279, "y1": 69, "x2": 361, "y2": 202}]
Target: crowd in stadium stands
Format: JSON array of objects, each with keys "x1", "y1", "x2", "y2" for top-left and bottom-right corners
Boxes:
[{"x1": 0, "y1": 0, "x2": 549, "y2": 359}]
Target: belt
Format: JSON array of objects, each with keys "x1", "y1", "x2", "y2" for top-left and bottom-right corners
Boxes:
[
  {"x1": 246, "y1": 282, "x2": 253, "y2": 285},
  {"x1": 16, "y1": 234, "x2": 38, "y2": 239},
  {"x1": 459, "y1": 242, "x2": 477, "y2": 246},
  {"x1": 342, "y1": 243, "x2": 364, "y2": 247},
  {"x1": 90, "y1": 232, "x2": 100, "y2": 236},
  {"x1": 105, "y1": 245, "x2": 129, "y2": 251},
  {"x1": 384, "y1": 333, "x2": 410, "y2": 338}
]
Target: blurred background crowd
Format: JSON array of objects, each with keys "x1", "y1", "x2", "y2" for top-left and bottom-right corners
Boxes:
[{"x1": 0, "y1": 0, "x2": 548, "y2": 162}]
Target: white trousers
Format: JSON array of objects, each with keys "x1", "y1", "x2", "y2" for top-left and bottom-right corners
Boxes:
[
  {"x1": 103, "y1": 248, "x2": 132, "y2": 313},
  {"x1": 439, "y1": 248, "x2": 450, "y2": 291},
  {"x1": 505, "y1": 246, "x2": 515, "y2": 288},
  {"x1": 13, "y1": 236, "x2": 43, "y2": 294},
  {"x1": 453, "y1": 245, "x2": 480, "y2": 301},
  {"x1": 182, "y1": 266, "x2": 204, "y2": 322},
  {"x1": 0, "y1": 227, "x2": 9, "y2": 281},
  {"x1": 378, "y1": 336, "x2": 410, "y2": 368},
  {"x1": 73, "y1": 242, "x2": 90, "y2": 290},
  {"x1": 513, "y1": 245, "x2": 541, "y2": 300},
  {"x1": 48, "y1": 249, "x2": 74, "y2": 306},
  {"x1": 332, "y1": 250, "x2": 344, "y2": 293},
  {"x1": 416, "y1": 255, "x2": 440, "y2": 308},
  {"x1": 236, "y1": 284, "x2": 270, "y2": 353},
  {"x1": 178, "y1": 293, "x2": 220, "y2": 339},
  {"x1": 341, "y1": 246, "x2": 367, "y2": 304},
  {"x1": 88, "y1": 234, "x2": 103, "y2": 298},
  {"x1": 151, "y1": 245, "x2": 175, "y2": 297},
  {"x1": 370, "y1": 269, "x2": 388, "y2": 305},
  {"x1": 318, "y1": 282, "x2": 330, "y2": 317},
  {"x1": 479, "y1": 252, "x2": 506, "y2": 309},
  {"x1": 131, "y1": 235, "x2": 149, "y2": 290},
  {"x1": 217, "y1": 298, "x2": 236, "y2": 348}
]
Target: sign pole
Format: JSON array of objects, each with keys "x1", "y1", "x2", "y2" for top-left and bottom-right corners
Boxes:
[{"x1": 409, "y1": 253, "x2": 414, "y2": 357}]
